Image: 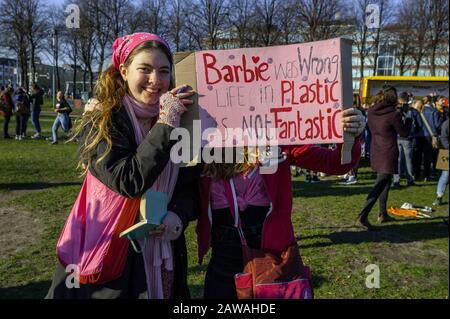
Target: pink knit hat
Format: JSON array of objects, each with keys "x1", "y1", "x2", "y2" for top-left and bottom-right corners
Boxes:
[{"x1": 111, "y1": 32, "x2": 171, "y2": 70}]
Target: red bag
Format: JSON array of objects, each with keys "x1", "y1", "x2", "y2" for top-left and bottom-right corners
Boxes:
[{"x1": 223, "y1": 179, "x2": 314, "y2": 299}]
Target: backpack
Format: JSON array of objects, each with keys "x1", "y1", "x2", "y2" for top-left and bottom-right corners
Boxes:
[{"x1": 16, "y1": 95, "x2": 31, "y2": 115}]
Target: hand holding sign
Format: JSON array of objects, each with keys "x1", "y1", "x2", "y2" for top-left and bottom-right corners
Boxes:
[
  {"x1": 170, "y1": 84, "x2": 195, "y2": 106},
  {"x1": 342, "y1": 108, "x2": 365, "y2": 136}
]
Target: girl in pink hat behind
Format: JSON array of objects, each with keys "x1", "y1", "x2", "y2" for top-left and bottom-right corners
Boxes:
[{"x1": 46, "y1": 33, "x2": 199, "y2": 299}]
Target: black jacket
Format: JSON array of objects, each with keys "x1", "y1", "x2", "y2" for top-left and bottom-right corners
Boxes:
[{"x1": 81, "y1": 105, "x2": 200, "y2": 298}]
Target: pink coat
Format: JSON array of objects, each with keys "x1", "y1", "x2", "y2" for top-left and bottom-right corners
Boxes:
[{"x1": 197, "y1": 141, "x2": 361, "y2": 264}]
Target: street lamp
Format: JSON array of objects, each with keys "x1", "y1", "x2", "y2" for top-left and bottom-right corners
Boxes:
[{"x1": 52, "y1": 29, "x2": 58, "y2": 108}]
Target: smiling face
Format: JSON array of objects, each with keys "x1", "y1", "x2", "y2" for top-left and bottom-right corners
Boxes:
[{"x1": 120, "y1": 47, "x2": 171, "y2": 105}]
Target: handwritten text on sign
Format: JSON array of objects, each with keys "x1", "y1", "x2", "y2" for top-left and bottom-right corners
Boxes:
[{"x1": 195, "y1": 38, "x2": 345, "y2": 147}]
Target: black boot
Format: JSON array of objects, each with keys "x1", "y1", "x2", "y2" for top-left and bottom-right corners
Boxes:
[
  {"x1": 377, "y1": 213, "x2": 395, "y2": 223},
  {"x1": 357, "y1": 216, "x2": 379, "y2": 231}
]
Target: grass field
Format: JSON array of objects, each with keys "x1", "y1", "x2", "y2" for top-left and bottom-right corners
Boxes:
[{"x1": 0, "y1": 114, "x2": 448, "y2": 299}]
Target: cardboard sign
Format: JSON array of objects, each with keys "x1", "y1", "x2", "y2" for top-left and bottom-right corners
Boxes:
[
  {"x1": 175, "y1": 38, "x2": 353, "y2": 163},
  {"x1": 436, "y1": 149, "x2": 449, "y2": 171}
]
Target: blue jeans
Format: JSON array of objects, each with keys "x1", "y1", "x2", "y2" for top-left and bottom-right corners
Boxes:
[
  {"x1": 31, "y1": 108, "x2": 41, "y2": 134},
  {"x1": 52, "y1": 115, "x2": 69, "y2": 142},
  {"x1": 437, "y1": 170, "x2": 449, "y2": 197},
  {"x1": 394, "y1": 139, "x2": 414, "y2": 183}
]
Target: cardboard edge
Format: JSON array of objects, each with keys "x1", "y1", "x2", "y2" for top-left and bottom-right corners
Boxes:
[{"x1": 339, "y1": 38, "x2": 355, "y2": 165}]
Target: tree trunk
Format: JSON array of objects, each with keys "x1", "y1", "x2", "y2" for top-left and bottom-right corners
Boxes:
[
  {"x1": 73, "y1": 39, "x2": 77, "y2": 99},
  {"x1": 430, "y1": 46, "x2": 437, "y2": 76},
  {"x1": 98, "y1": 46, "x2": 105, "y2": 75},
  {"x1": 83, "y1": 70, "x2": 87, "y2": 92},
  {"x1": 31, "y1": 42, "x2": 36, "y2": 87}
]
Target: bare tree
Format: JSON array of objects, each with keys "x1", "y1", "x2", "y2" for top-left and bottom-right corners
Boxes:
[
  {"x1": 402, "y1": 0, "x2": 430, "y2": 76},
  {"x1": 22, "y1": 0, "x2": 48, "y2": 87},
  {"x1": 43, "y1": 4, "x2": 65, "y2": 91},
  {"x1": 278, "y1": 0, "x2": 299, "y2": 44},
  {"x1": 351, "y1": 0, "x2": 373, "y2": 81},
  {"x1": 78, "y1": 0, "x2": 97, "y2": 92},
  {"x1": 436, "y1": 43, "x2": 449, "y2": 76},
  {"x1": 186, "y1": 0, "x2": 229, "y2": 50},
  {"x1": 89, "y1": 0, "x2": 112, "y2": 75},
  {"x1": 166, "y1": 0, "x2": 192, "y2": 51},
  {"x1": 371, "y1": 0, "x2": 394, "y2": 75},
  {"x1": 138, "y1": 0, "x2": 168, "y2": 36},
  {"x1": 428, "y1": 0, "x2": 449, "y2": 76},
  {"x1": 392, "y1": 28, "x2": 414, "y2": 76},
  {"x1": 1, "y1": 0, "x2": 31, "y2": 88},
  {"x1": 254, "y1": 0, "x2": 280, "y2": 46},
  {"x1": 297, "y1": 0, "x2": 345, "y2": 42},
  {"x1": 391, "y1": 6, "x2": 416, "y2": 76},
  {"x1": 106, "y1": 0, "x2": 134, "y2": 40},
  {"x1": 228, "y1": 0, "x2": 257, "y2": 47}
]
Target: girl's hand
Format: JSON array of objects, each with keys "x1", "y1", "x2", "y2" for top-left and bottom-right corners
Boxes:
[
  {"x1": 149, "y1": 224, "x2": 167, "y2": 238},
  {"x1": 158, "y1": 85, "x2": 195, "y2": 127},
  {"x1": 169, "y1": 84, "x2": 195, "y2": 107},
  {"x1": 342, "y1": 108, "x2": 365, "y2": 137}
]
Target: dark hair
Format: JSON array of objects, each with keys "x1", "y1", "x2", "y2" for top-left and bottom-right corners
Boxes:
[
  {"x1": 399, "y1": 91, "x2": 409, "y2": 101},
  {"x1": 381, "y1": 85, "x2": 397, "y2": 105},
  {"x1": 423, "y1": 95, "x2": 431, "y2": 104}
]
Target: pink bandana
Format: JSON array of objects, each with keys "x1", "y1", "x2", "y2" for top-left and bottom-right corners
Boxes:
[{"x1": 112, "y1": 32, "x2": 171, "y2": 70}]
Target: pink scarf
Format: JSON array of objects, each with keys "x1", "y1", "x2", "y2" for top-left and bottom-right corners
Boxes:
[{"x1": 122, "y1": 94, "x2": 182, "y2": 299}]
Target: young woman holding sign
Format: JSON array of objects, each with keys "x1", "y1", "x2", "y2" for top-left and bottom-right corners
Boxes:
[
  {"x1": 196, "y1": 108, "x2": 366, "y2": 299},
  {"x1": 46, "y1": 33, "x2": 199, "y2": 299}
]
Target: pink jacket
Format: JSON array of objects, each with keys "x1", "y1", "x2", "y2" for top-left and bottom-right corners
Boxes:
[{"x1": 196, "y1": 141, "x2": 361, "y2": 264}]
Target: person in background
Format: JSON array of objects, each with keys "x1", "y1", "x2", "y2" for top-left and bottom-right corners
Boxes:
[
  {"x1": 362, "y1": 102, "x2": 371, "y2": 159},
  {"x1": 14, "y1": 87, "x2": 31, "y2": 140},
  {"x1": 435, "y1": 96, "x2": 448, "y2": 122},
  {"x1": 413, "y1": 96, "x2": 442, "y2": 181},
  {"x1": 357, "y1": 86, "x2": 412, "y2": 231},
  {"x1": 30, "y1": 83, "x2": 44, "y2": 139},
  {"x1": 1, "y1": 86, "x2": 14, "y2": 139},
  {"x1": 392, "y1": 92, "x2": 418, "y2": 187},
  {"x1": 433, "y1": 117, "x2": 449, "y2": 206},
  {"x1": 48, "y1": 90, "x2": 71, "y2": 145}
]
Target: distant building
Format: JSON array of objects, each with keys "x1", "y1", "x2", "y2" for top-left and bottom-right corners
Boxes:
[
  {"x1": 0, "y1": 57, "x2": 18, "y2": 88},
  {"x1": 0, "y1": 56, "x2": 97, "y2": 96}
]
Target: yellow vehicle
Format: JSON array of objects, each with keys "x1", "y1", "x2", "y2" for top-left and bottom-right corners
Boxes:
[{"x1": 360, "y1": 76, "x2": 449, "y2": 104}]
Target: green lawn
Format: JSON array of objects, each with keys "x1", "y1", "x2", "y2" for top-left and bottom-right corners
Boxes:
[{"x1": 0, "y1": 115, "x2": 448, "y2": 299}]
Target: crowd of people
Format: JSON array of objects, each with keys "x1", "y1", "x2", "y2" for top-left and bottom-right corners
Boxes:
[
  {"x1": 0, "y1": 85, "x2": 73, "y2": 144},
  {"x1": 342, "y1": 92, "x2": 448, "y2": 186},
  {"x1": 288, "y1": 89, "x2": 449, "y2": 230}
]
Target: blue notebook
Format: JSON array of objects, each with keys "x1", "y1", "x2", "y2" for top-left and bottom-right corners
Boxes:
[{"x1": 119, "y1": 190, "x2": 168, "y2": 252}]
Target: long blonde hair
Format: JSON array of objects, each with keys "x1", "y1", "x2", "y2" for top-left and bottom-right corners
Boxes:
[
  {"x1": 70, "y1": 41, "x2": 173, "y2": 173},
  {"x1": 203, "y1": 147, "x2": 260, "y2": 180}
]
